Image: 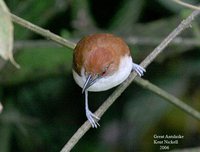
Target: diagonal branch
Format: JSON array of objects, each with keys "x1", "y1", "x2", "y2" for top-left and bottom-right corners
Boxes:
[
  {"x1": 172, "y1": 0, "x2": 200, "y2": 10},
  {"x1": 60, "y1": 10, "x2": 200, "y2": 152},
  {"x1": 8, "y1": 11, "x2": 200, "y2": 152},
  {"x1": 10, "y1": 13, "x2": 76, "y2": 50},
  {"x1": 134, "y1": 77, "x2": 200, "y2": 121},
  {"x1": 0, "y1": 102, "x2": 3, "y2": 114},
  {"x1": 13, "y1": 36, "x2": 200, "y2": 50}
]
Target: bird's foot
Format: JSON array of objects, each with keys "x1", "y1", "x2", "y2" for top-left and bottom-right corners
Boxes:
[
  {"x1": 86, "y1": 110, "x2": 100, "y2": 128},
  {"x1": 132, "y1": 63, "x2": 146, "y2": 76}
]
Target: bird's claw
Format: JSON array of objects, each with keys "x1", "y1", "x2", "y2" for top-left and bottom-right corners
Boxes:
[
  {"x1": 132, "y1": 63, "x2": 146, "y2": 76},
  {"x1": 86, "y1": 110, "x2": 100, "y2": 128}
]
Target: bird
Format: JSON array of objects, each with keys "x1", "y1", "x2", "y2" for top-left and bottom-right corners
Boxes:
[{"x1": 72, "y1": 33, "x2": 145, "y2": 128}]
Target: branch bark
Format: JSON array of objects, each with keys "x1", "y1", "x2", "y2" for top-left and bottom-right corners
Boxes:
[
  {"x1": 0, "y1": 102, "x2": 3, "y2": 114},
  {"x1": 13, "y1": 36, "x2": 200, "y2": 51},
  {"x1": 60, "y1": 10, "x2": 200, "y2": 152},
  {"x1": 10, "y1": 13, "x2": 76, "y2": 50},
  {"x1": 8, "y1": 10, "x2": 200, "y2": 152},
  {"x1": 134, "y1": 77, "x2": 200, "y2": 121},
  {"x1": 172, "y1": 0, "x2": 200, "y2": 10}
]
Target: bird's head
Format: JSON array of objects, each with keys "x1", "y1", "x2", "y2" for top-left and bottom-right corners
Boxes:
[
  {"x1": 73, "y1": 33, "x2": 131, "y2": 93},
  {"x1": 82, "y1": 47, "x2": 119, "y2": 93}
]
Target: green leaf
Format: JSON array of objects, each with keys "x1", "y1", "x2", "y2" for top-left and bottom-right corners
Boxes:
[{"x1": 0, "y1": 0, "x2": 19, "y2": 68}]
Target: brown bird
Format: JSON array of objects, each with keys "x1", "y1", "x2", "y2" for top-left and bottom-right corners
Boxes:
[{"x1": 73, "y1": 33, "x2": 145, "y2": 128}]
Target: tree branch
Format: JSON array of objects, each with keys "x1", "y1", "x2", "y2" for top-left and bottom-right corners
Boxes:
[
  {"x1": 0, "y1": 102, "x2": 3, "y2": 114},
  {"x1": 134, "y1": 77, "x2": 200, "y2": 121},
  {"x1": 10, "y1": 13, "x2": 76, "y2": 50},
  {"x1": 5, "y1": 10, "x2": 200, "y2": 151},
  {"x1": 60, "y1": 10, "x2": 200, "y2": 152},
  {"x1": 11, "y1": 40, "x2": 200, "y2": 120},
  {"x1": 14, "y1": 40, "x2": 61, "y2": 50},
  {"x1": 126, "y1": 36, "x2": 200, "y2": 46},
  {"x1": 13, "y1": 36, "x2": 200, "y2": 51},
  {"x1": 172, "y1": 0, "x2": 200, "y2": 10}
]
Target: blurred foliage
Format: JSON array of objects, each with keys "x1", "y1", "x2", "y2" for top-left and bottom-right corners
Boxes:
[{"x1": 0, "y1": 0, "x2": 200, "y2": 152}]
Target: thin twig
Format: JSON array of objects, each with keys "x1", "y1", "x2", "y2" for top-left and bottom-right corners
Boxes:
[
  {"x1": 0, "y1": 102, "x2": 3, "y2": 114},
  {"x1": 7, "y1": 11, "x2": 200, "y2": 151},
  {"x1": 14, "y1": 40, "x2": 61, "y2": 50},
  {"x1": 13, "y1": 36, "x2": 200, "y2": 50},
  {"x1": 126, "y1": 36, "x2": 200, "y2": 46},
  {"x1": 60, "y1": 10, "x2": 200, "y2": 152},
  {"x1": 10, "y1": 13, "x2": 76, "y2": 50},
  {"x1": 12, "y1": 39, "x2": 200, "y2": 121},
  {"x1": 134, "y1": 77, "x2": 200, "y2": 121},
  {"x1": 172, "y1": 0, "x2": 200, "y2": 10}
]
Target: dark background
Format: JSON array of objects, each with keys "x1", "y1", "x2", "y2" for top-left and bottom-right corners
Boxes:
[{"x1": 1, "y1": 0, "x2": 200, "y2": 151}]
